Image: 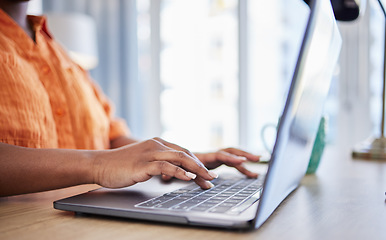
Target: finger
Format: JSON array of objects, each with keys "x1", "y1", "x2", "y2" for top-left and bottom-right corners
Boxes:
[
  {"x1": 234, "y1": 164, "x2": 258, "y2": 178},
  {"x1": 215, "y1": 151, "x2": 249, "y2": 166},
  {"x1": 194, "y1": 176, "x2": 215, "y2": 190},
  {"x1": 161, "y1": 174, "x2": 173, "y2": 181},
  {"x1": 148, "y1": 161, "x2": 197, "y2": 181},
  {"x1": 152, "y1": 150, "x2": 218, "y2": 181},
  {"x1": 152, "y1": 137, "x2": 205, "y2": 167},
  {"x1": 151, "y1": 138, "x2": 215, "y2": 179},
  {"x1": 223, "y1": 148, "x2": 260, "y2": 162}
]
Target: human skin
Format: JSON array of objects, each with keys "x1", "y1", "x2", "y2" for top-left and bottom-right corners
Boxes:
[{"x1": 0, "y1": 0, "x2": 260, "y2": 197}]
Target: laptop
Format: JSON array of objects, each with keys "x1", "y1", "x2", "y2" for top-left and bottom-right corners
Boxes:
[{"x1": 54, "y1": 0, "x2": 342, "y2": 230}]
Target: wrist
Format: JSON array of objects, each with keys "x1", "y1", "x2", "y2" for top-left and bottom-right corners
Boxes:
[
  {"x1": 77, "y1": 149, "x2": 101, "y2": 185},
  {"x1": 87, "y1": 149, "x2": 109, "y2": 186}
]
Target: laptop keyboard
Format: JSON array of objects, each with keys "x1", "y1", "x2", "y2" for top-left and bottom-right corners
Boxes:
[{"x1": 135, "y1": 177, "x2": 264, "y2": 215}]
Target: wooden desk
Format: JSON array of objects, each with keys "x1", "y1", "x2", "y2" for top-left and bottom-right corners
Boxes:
[{"x1": 1, "y1": 144, "x2": 385, "y2": 240}]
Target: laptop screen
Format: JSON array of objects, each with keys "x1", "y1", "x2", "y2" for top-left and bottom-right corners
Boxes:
[{"x1": 254, "y1": 0, "x2": 342, "y2": 228}]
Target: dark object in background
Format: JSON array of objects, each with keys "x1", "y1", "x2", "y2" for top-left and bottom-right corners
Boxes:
[
  {"x1": 330, "y1": 0, "x2": 361, "y2": 21},
  {"x1": 304, "y1": 0, "x2": 361, "y2": 21}
]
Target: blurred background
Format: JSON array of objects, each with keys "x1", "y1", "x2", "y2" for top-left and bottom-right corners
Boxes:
[{"x1": 27, "y1": 0, "x2": 384, "y2": 154}]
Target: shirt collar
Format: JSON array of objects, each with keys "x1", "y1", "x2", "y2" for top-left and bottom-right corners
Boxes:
[
  {"x1": 0, "y1": 9, "x2": 53, "y2": 51},
  {"x1": 28, "y1": 14, "x2": 53, "y2": 39}
]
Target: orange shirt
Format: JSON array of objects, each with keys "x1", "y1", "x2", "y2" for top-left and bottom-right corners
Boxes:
[{"x1": 0, "y1": 10, "x2": 130, "y2": 149}]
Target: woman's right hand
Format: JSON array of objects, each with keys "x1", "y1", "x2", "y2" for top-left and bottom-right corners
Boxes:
[{"x1": 92, "y1": 137, "x2": 218, "y2": 190}]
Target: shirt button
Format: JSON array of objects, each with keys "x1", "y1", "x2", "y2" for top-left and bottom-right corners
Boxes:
[
  {"x1": 55, "y1": 108, "x2": 65, "y2": 116},
  {"x1": 42, "y1": 65, "x2": 50, "y2": 73}
]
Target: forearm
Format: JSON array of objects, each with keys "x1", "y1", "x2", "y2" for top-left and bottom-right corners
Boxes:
[
  {"x1": 0, "y1": 143, "x2": 95, "y2": 197},
  {"x1": 110, "y1": 135, "x2": 139, "y2": 149}
]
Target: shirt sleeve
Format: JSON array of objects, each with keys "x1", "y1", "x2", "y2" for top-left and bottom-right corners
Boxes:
[{"x1": 83, "y1": 71, "x2": 131, "y2": 141}]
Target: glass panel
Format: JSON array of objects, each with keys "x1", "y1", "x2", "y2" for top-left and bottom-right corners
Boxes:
[
  {"x1": 159, "y1": 0, "x2": 238, "y2": 151},
  {"x1": 137, "y1": 0, "x2": 155, "y2": 139},
  {"x1": 369, "y1": 1, "x2": 385, "y2": 135},
  {"x1": 246, "y1": 0, "x2": 310, "y2": 153}
]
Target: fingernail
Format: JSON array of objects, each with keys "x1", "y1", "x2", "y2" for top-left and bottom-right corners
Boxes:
[
  {"x1": 208, "y1": 171, "x2": 218, "y2": 179},
  {"x1": 237, "y1": 156, "x2": 247, "y2": 161},
  {"x1": 204, "y1": 181, "x2": 215, "y2": 189},
  {"x1": 185, "y1": 172, "x2": 197, "y2": 180}
]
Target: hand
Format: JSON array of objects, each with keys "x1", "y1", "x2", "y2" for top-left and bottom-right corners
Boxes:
[
  {"x1": 92, "y1": 137, "x2": 218, "y2": 190},
  {"x1": 162, "y1": 148, "x2": 260, "y2": 182},
  {"x1": 194, "y1": 148, "x2": 260, "y2": 178}
]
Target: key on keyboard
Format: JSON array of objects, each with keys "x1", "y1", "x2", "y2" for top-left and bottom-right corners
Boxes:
[{"x1": 135, "y1": 177, "x2": 263, "y2": 215}]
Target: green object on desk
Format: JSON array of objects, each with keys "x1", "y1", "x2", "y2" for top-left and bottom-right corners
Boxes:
[
  {"x1": 261, "y1": 115, "x2": 328, "y2": 173},
  {"x1": 306, "y1": 116, "x2": 327, "y2": 174}
]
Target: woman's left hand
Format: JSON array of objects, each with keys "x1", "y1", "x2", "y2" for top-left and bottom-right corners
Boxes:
[
  {"x1": 194, "y1": 148, "x2": 260, "y2": 178},
  {"x1": 162, "y1": 148, "x2": 260, "y2": 181}
]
